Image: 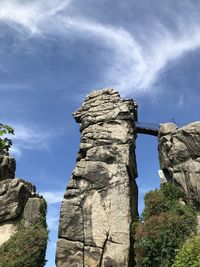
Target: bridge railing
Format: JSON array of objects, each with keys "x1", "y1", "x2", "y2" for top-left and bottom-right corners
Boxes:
[
  {"x1": 135, "y1": 122, "x2": 187, "y2": 136},
  {"x1": 135, "y1": 122, "x2": 160, "y2": 132}
]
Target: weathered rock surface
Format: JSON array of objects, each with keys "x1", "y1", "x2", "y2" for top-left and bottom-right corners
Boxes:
[
  {"x1": 158, "y1": 122, "x2": 200, "y2": 209},
  {"x1": 0, "y1": 155, "x2": 15, "y2": 180},
  {"x1": 56, "y1": 89, "x2": 138, "y2": 267},
  {"x1": 0, "y1": 154, "x2": 47, "y2": 260},
  {"x1": 22, "y1": 197, "x2": 45, "y2": 227},
  {"x1": 0, "y1": 178, "x2": 37, "y2": 222},
  {"x1": 0, "y1": 219, "x2": 19, "y2": 246}
]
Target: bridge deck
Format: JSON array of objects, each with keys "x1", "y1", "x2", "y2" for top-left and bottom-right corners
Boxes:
[{"x1": 136, "y1": 122, "x2": 159, "y2": 137}]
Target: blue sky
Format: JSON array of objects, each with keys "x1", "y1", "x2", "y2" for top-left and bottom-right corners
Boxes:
[{"x1": 1, "y1": 1, "x2": 200, "y2": 266}]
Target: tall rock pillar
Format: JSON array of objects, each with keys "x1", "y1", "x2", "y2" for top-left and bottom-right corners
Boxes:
[{"x1": 56, "y1": 89, "x2": 138, "y2": 267}]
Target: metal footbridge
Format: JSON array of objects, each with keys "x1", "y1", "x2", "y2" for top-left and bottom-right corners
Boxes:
[{"x1": 136, "y1": 122, "x2": 159, "y2": 136}]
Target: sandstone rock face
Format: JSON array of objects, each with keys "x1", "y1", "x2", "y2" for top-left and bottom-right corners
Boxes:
[
  {"x1": 0, "y1": 219, "x2": 19, "y2": 246},
  {"x1": 0, "y1": 178, "x2": 36, "y2": 222},
  {"x1": 23, "y1": 197, "x2": 45, "y2": 227},
  {"x1": 158, "y1": 122, "x2": 200, "y2": 209},
  {"x1": 56, "y1": 89, "x2": 138, "y2": 267},
  {"x1": 0, "y1": 154, "x2": 47, "y2": 255},
  {"x1": 0, "y1": 155, "x2": 15, "y2": 180}
]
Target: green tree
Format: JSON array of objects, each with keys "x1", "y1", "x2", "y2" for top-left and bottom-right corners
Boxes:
[
  {"x1": 0, "y1": 123, "x2": 14, "y2": 155},
  {"x1": 133, "y1": 183, "x2": 197, "y2": 267},
  {"x1": 172, "y1": 235, "x2": 200, "y2": 267}
]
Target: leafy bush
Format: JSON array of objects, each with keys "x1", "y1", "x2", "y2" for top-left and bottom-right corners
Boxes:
[
  {"x1": 0, "y1": 123, "x2": 14, "y2": 155},
  {"x1": 172, "y1": 235, "x2": 200, "y2": 267},
  {"x1": 142, "y1": 183, "x2": 184, "y2": 220},
  {"x1": 133, "y1": 183, "x2": 197, "y2": 267},
  {"x1": 0, "y1": 199, "x2": 48, "y2": 267},
  {"x1": 142, "y1": 189, "x2": 167, "y2": 220},
  {"x1": 0, "y1": 224, "x2": 48, "y2": 267}
]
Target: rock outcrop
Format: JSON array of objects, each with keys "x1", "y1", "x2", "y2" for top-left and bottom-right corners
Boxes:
[
  {"x1": 56, "y1": 89, "x2": 138, "y2": 267},
  {"x1": 158, "y1": 122, "x2": 200, "y2": 209},
  {"x1": 0, "y1": 178, "x2": 36, "y2": 223},
  {"x1": 0, "y1": 154, "x2": 48, "y2": 266},
  {"x1": 0, "y1": 154, "x2": 16, "y2": 180}
]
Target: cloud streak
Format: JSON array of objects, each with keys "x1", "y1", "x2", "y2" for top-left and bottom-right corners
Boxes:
[
  {"x1": 1, "y1": 1, "x2": 200, "y2": 95},
  {"x1": 0, "y1": 83, "x2": 30, "y2": 91},
  {"x1": 41, "y1": 191, "x2": 64, "y2": 205},
  {"x1": 0, "y1": 0, "x2": 72, "y2": 35},
  {"x1": 46, "y1": 205, "x2": 60, "y2": 231},
  {"x1": 7, "y1": 123, "x2": 56, "y2": 157},
  {"x1": 52, "y1": 13, "x2": 200, "y2": 95}
]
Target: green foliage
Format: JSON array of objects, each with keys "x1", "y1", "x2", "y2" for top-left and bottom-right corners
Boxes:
[
  {"x1": 172, "y1": 235, "x2": 200, "y2": 267},
  {"x1": 0, "y1": 123, "x2": 14, "y2": 155},
  {"x1": 142, "y1": 189, "x2": 167, "y2": 220},
  {"x1": 0, "y1": 199, "x2": 48, "y2": 267},
  {"x1": 38, "y1": 198, "x2": 48, "y2": 229},
  {"x1": 133, "y1": 183, "x2": 197, "y2": 267},
  {"x1": 0, "y1": 224, "x2": 48, "y2": 267},
  {"x1": 142, "y1": 183, "x2": 185, "y2": 220},
  {"x1": 161, "y1": 182, "x2": 184, "y2": 201}
]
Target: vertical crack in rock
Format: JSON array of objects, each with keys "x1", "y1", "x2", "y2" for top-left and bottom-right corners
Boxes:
[
  {"x1": 81, "y1": 205, "x2": 85, "y2": 267},
  {"x1": 56, "y1": 88, "x2": 139, "y2": 267},
  {"x1": 99, "y1": 231, "x2": 109, "y2": 267}
]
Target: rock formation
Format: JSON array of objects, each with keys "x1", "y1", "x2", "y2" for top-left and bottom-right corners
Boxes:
[
  {"x1": 56, "y1": 89, "x2": 138, "y2": 267},
  {"x1": 0, "y1": 154, "x2": 48, "y2": 266},
  {"x1": 158, "y1": 122, "x2": 200, "y2": 209},
  {"x1": 0, "y1": 154, "x2": 16, "y2": 180}
]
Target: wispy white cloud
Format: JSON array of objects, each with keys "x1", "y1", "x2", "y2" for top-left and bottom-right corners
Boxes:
[
  {"x1": 0, "y1": 1, "x2": 43, "y2": 35},
  {"x1": 177, "y1": 94, "x2": 184, "y2": 108},
  {"x1": 41, "y1": 191, "x2": 64, "y2": 204},
  {"x1": 10, "y1": 146, "x2": 22, "y2": 157},
  {"x1": 0, "y1": 83, "x2": 30, "y2": 91},
  {"x1": 13, "y1": 124, "x2": 50, "y2": 148},
  {"x1": 60, "y1": 15, "x2": 200, "y2": 95},
  {"x1": 47, "y1": 215, "x2": 58, "y2": 231},
  {"x1": 44, "y1": 203, "x2": 60, "y2": 265},
  {"x1": 45, "y1": 203, "x2": 61, "y2": 230},
  {"x1": 0, "y1": 0, "x2": 72, "y2": 35},
  {"x1": 6, "y1": 123, "x2": 59, "y2": 157},
  {"x1": 1, "y1": 1, "x2": 200, "y2": 95},
  {"x1": 61, "y1": 17, "x2": 148, "y2": 95}
]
